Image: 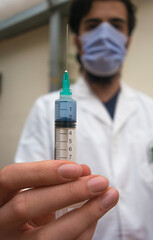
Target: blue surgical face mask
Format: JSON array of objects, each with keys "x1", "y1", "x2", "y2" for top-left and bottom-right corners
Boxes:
[{"x1": 79, "y1": 22, "x2": 128, "y2": 77}]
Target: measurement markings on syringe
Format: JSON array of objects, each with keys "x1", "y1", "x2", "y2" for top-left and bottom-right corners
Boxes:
[{"x1": 55, "y1": 128, "x2": 76, "y2": 161}]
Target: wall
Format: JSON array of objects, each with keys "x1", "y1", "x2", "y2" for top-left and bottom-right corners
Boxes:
[
  {"x1": 0, "y1": 25, "x2": 50, "y2": 169},
  {"x1": 123, "y1": 0, "x2": 153, "y2": 97},
  {"x1": 0, "y1": 0, "x2": 44, "y2": 21}
]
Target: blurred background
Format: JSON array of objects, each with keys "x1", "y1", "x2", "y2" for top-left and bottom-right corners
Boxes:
[{"x1": 0, "y1": 0, "x2": 153, "y2": 169}]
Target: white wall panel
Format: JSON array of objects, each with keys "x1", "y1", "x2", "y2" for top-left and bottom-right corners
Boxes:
[
  {"x1": 0, "y1": 0, "x2": 44, "y2": 21},
  {"x1": 0, "y1": 25, "x2": 49, "y2": 169}
]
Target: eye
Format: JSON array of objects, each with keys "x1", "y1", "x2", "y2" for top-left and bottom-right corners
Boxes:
[
  {"x1": 86, "y1": 23, "x2": 100, "y2": 31},
  {"x1": 112, "y1": 24, "x2": 123, "y2": 31}
]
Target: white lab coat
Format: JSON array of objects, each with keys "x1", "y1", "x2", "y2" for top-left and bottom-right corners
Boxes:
[{"x1": 15, "y1": 77, "x2": 153, "y2": 240}]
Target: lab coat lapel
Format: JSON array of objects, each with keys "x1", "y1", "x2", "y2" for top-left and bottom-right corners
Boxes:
[
  {"x1": 72, "y1": 77, "x2": 112, "y2": 127},
  {"x1": 113, "y1": 82, "x2": 137, "y2": 134}
]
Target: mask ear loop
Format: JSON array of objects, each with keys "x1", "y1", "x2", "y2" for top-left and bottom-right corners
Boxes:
[
  {"x1": 126, "y1": 37, "x2": 131, "y2": 50},
  {"x1": 74, "y1": 36, "x2": 84, "y2": 71}
]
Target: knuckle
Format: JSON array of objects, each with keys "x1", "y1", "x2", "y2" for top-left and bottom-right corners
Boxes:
[
  {"x1": 85, "y1": 199, "x2": 104, "y2": 222},
  {"x1": 11, "y1": 194, "x2": 28, "y2": 221},
  {"x1": 35, "y1": 164, "x2": 50, "y2": 183},
  {"x1": 63, "y1": 180, "x2": 88, "y2": 201},
  {"x1": 65, "y1": 182, "x2": 76, "y2": 197},
  {"x1": 0, "y1": 165, "x2": 12, "y2": 190},
  {"x1": 36, "y1": 230, "x2": 48, "y2": 240},
  {"x1": 63, "y1": 180, "x2": 86, "y2": 202},
  {"x1": 85, "y1": 207, "x2": 100, "y2": 225}
]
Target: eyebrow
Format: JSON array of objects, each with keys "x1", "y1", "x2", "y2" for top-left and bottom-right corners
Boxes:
[
  {"x1": 84, "y1": 18, "x2": 102, "y2": 24},
  {"x1": 84, "y1": 17, "x2": 127, "y2": 24},
  {"x1": 110, "y1": 18, "x2": 127, "y2": 24}
]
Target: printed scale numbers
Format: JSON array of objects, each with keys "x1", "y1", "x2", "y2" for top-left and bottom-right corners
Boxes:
[{"x1": 55, "y1": 128, "x2": 76, "y2": 162}]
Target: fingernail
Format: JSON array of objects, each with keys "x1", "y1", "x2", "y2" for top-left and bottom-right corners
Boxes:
[
  {"x1": 99, "y1": 189, "x2": 119, "y2": 210},
  {"x1": 88, "y1": 176, "x2": 108, "y2": 193},
  {"x1": 58, "y1": 164, "x2": 83, "y2": 178}
]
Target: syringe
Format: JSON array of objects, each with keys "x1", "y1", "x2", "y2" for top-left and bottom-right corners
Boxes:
[
  {"x1": 55, "y1": 70, "x2": 77, "y2": 162},
  {"x1": 55, "y1": 24, "x2": 77, "y2": 162},
  {"x1": 54, "y1": 24, "x2": 79, "y2": 218},
  {"x1": 55, "y1": 70, "x2": 77, "y2": 218}
]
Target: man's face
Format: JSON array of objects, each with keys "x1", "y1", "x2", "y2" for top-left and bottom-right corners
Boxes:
[
  {"x1": 76, "y1": 0, "x2": 129, "y2": 57},
  {"x1": 79, "y1": 0, "x2": 129, "y2": 37}
]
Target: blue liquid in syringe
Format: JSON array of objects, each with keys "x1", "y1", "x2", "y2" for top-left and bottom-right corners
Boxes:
[{"x1": 55, "y1": 98, "x2": 76, "y2": 126}]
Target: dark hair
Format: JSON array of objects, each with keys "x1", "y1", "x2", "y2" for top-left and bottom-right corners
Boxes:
[{"x1": 69, "y1": 0, "x2": 137, "y2": 36}]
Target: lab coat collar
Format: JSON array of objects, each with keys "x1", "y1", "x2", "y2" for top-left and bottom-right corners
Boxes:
[
  {"x1": 72, "y1": 76, "x2": 137, "y2": 132},
  {"x1": 113, "y1": 81, "x2": 137, "y2": 134}
]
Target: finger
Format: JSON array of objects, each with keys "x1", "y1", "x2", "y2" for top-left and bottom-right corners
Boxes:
[
  {"x1": 76, "y1": 222, "x2": 97, "y2": 240},
  {"x1": 80, "y1": 164, "x2": 91, "y2": 176},
  {"x1": 36, "y1": 188, "x2": 119, "y2": 240},
  {"x1": 29, "y1": 212, "x2": 55, "y2": 227},
  {"x1": 0, "y1": 175, "x2": 109, "y2": 229},
  {"x1": 0, "y1": 161, "x2": 91, "y2": 206}
]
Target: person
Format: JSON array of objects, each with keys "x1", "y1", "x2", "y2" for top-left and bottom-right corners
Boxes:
[
  {"x1": 0, "y1": 160, "x2": 119, "y2": 239},
  {"x1": 14, "y1": 0, "x2": 153, "y2": 239}
]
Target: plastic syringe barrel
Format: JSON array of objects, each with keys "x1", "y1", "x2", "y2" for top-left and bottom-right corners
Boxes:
[{"x1": 55, "y1": 96, "x2": 76, "y2": 128}]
